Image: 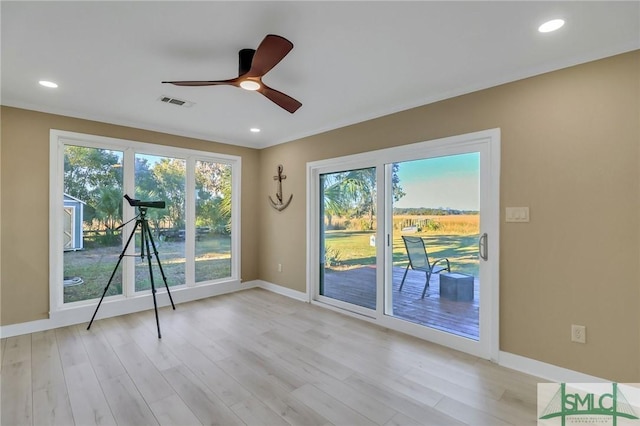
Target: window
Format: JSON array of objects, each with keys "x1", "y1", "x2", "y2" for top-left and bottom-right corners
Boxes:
[
  {"x1": 63, "y1": 146, "x2": 124, "y2": 303},
  {"x1": 195, "y1": 160, "x2": 232, "y2": 283},
  {"x1": 134, "y1": 153, "x2": 186, "y2": 292},
  {"x1": 50, "y1": 130, "x2": 240, "y2": 313}
]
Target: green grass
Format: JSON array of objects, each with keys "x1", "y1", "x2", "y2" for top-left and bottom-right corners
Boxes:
[
  {"x1": 63, "y1": 234, "x2": 231, "y2": 303},
  {"x1": 325, "y1": 230, "x2": 479, "y2": 277},
  {"x1": 64, "y1": 225, "x2": 478, "y2": 304}
]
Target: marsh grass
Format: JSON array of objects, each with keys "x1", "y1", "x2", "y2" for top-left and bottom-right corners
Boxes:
[{"x1": 394, "y1": 214, "x2": 479, "y2": 235}]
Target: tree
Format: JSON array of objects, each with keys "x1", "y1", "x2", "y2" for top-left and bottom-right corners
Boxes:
[
  {"x1": 152, "y1": 158, "x2": 186, "y2": 229},
  {"x1": 341, "y1": 168, "x2": 376, "y2": 230},
  {"x1": 134, "y1": 156, "x2": 165, "y2": 231},
  {"x1": 322, "y1": 173, "x2": 348, "y2": 228},
  {"x1": 64, "y1": 146, "x2": 123, "y2": 225},
  {"x1": 322, "y1": 165, "x2": 405, "y2": 230},
  {"x1": 391, "y1": 163, "x2": 406, "y2": 202},
  {"x1": 93, "y1": 186, "x2": 122, "y2": 244},
  {"x1": 195, "y1": 162, "x2": 231, "y2": 233},
  {"x1": 218, "y1": 165, "x2": 232, "y2": 232}
]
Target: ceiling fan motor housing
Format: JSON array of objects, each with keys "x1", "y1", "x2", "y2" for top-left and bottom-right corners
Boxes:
[{"x1": 239, "y1": 48, "x2": 255, "y2": 76}]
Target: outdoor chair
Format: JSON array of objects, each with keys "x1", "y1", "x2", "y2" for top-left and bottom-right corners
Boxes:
[{"x1": 400, "y1": 235, "x2": 451, "y2": 298}]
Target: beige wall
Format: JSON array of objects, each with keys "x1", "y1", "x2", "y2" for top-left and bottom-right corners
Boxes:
[
  {"x1": 0, "y1": 107, "x2": 260, "y2": 325},
  {"x1": 258, "y1": 51, "x2": 640, "y2": 382}
]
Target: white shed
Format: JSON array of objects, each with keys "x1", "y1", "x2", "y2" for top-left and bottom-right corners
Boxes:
[{"x1": 63, "y1": 193, "x2": 85, "y2": 251}]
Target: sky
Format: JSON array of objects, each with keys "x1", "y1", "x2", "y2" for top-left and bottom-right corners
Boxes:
[{"x1": 394, "y1": 152, "x2": 479, "y2": 211}]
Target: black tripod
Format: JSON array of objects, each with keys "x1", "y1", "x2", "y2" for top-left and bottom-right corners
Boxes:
[{"x1": 88, "y1": 196, "x2": 175, "y2": 338}]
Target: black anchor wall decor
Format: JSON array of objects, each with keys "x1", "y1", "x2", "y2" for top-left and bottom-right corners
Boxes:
[{"x1": 268, "y1": 164, "x2": 293, "y2": 211}]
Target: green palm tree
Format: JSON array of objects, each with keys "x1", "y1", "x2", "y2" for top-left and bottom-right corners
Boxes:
[{"x1": 322, "y1": 165, "x2": 404, "y2": 230}]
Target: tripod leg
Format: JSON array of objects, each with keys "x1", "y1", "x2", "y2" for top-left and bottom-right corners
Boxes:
[
  {"x1": 88, "y1": 220, "x2": 140, "y2": 330},
  {"x1": 146, "y1": 223, "x2": 176, "y2": 310},
  {"x1": 142, "y1": 221, "x2": 162, "y2": 339}
]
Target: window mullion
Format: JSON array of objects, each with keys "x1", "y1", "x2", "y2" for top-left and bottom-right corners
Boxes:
[
  {"x1": 185, "y1": 157, "x2": 196, "y2": 287},
  {"x1": 50, "y1": 138, "x2": 65, "y2": 312},
  {"x1": 123, "y1": 148, "x2": 136, "y2": 297},
  {"x1": 231, "y1": 159, "x2": 241, "y2": 281}
]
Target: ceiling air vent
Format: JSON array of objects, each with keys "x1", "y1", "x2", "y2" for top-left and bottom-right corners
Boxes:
[{"x1": 158, "y1": 95, "x2": 194, "y2": 108}]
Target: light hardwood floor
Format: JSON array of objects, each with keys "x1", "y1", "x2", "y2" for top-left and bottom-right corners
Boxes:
[{"x1": 1, "y1": 288, "x2": 542, "y2": 425}]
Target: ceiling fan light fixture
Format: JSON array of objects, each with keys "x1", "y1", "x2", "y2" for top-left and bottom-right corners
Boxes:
[
  {"x1": 538, "y1": 18, "x2": 565, "y2": 33},
  {"x1": 240, "y1": 80, "x2": 261, "y2": 91}
]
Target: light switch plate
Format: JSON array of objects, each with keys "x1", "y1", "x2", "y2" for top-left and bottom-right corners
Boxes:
[{"x1": 506, "y1": 207, "x2": 530, "y2": 222}]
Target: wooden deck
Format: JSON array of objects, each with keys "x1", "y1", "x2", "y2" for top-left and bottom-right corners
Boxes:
[{"x1": 323, "y1": 266, "x2": 479, "y2": 340}]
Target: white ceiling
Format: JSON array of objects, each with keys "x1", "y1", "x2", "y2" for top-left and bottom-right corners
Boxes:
[{"x1": 2, "y1": 1, "x2": 639, "y2": 149}]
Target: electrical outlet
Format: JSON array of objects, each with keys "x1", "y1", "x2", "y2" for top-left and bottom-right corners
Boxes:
[
  {"x1": 571, "y1": 324, "x2": 586, "y2": 343},
  {"x1": 278, "y1": 263, "x2": 282, "y2": 272}
]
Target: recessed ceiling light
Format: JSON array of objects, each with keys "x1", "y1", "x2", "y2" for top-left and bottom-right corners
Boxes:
[
  {"x1": 538, "y1": 19, "x2": 565, "y2": 33},
  {"x1": 250, "y1": 128, "x2": 261, "y2": 133},
  {"x1": 39, "y1": 80, "x2": 58, "y2": 88}
]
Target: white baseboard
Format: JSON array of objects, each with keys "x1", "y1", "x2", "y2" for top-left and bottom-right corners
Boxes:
[
  {"x1": 0, "y1": 318, "x2": 54, "y2": 338},
  {"x1": 498, "y1": 351, "x2": 608, "y2": 383},
  {"x1": 0, "y1": 279, "x2": 608, "y2": 384},
  {"x1": 254, "y1": 280, "x2": 309, "y2": 302},
  {"x1": 0, "y1": 279, "x2": 257, "y2": 338}
]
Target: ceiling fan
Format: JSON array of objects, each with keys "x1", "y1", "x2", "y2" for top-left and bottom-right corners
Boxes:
[{"x1": 163, "y1": 34, "x2": 302, "y2": 114}]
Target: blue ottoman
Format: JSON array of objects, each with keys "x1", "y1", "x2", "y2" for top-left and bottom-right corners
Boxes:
[{"x1": 439, "y1": 273, "x2": 474, "y2": 301}]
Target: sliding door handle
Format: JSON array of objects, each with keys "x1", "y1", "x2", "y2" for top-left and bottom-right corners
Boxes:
[{"x1": 479, "y1": 233, "x2": 488, "y2": 261}]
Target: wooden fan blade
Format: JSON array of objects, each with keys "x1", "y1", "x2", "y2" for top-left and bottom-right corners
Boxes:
[
  {"x1": 245, "y1": 34, "x2": 293, "y2": 77},
  {"x1": 258, "y1": 84, "x2": 302, "y2": 113},
  {"x1": 162, "y1": 78, "x2": 240, "y2": 87}
]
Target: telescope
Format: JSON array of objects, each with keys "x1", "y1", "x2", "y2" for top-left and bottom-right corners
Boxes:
[
  {"x1": 124, "y1": 194, "x2": 165, "y2": 209},
  {"x1": 89, "y1": 193, "x2": 174, "y2": 339}
]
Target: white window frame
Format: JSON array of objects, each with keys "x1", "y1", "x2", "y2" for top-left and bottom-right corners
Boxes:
[{"x1": 49, "y1": 130, "x2": 241, "y2": 323}]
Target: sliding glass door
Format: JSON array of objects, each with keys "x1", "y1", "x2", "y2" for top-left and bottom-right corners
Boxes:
[
  {"x1": 317, "y1": 167, "x2": 378, "y2": 314},
  {"x1": 309, "y1": 130, "x2": 500, "y2": 359},
  {"x1": 386, "y1": 153, "x2": 481, "y2": 340}
]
